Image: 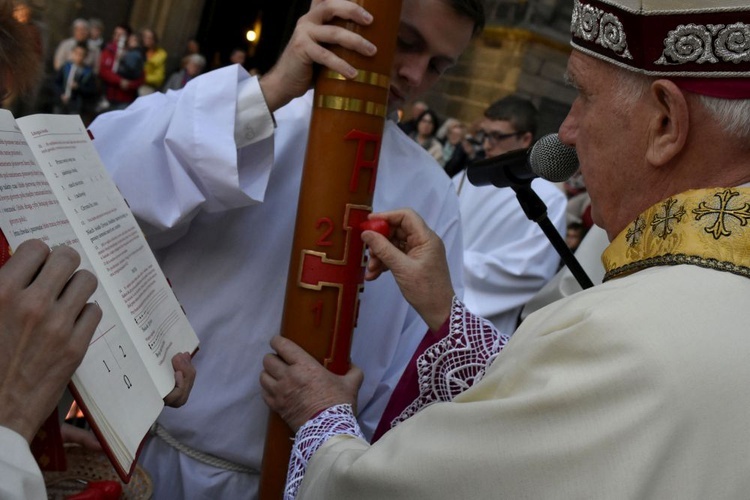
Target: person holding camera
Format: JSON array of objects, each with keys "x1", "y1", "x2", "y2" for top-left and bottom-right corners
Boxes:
[{"x1": 452, "y1": 95, "x2": 566, "y2": 334}]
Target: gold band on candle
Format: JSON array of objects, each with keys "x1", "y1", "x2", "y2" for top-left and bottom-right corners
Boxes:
[
  {"x1": 323, "y1": 69, "x2": 390, "y2": 89},
  {"x1": 316, "y1": 95, "x2": 387, "y2": 118}
]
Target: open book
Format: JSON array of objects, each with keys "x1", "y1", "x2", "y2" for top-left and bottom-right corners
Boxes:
[{"x1": 0, "y1": 110, "x2": 199, "y2": 482}]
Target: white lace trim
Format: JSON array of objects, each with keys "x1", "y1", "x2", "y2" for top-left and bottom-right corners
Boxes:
[
  {"x1": 391, "y1": 297, "x2": 508, "y2": 428},
  {"x1": 285, "y1": 404, "x2": 363, "y2": 500},
  {"x1": 284, "y1": 299, "x2": 507, "y2": 498}
]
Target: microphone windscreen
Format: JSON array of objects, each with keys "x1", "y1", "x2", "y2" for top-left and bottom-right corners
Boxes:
[{"x1": 529, "y1": 134, "x2": 579, "y2": 182}]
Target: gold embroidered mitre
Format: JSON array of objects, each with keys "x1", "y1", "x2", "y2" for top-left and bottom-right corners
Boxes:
[{"x1": 603, "y1": 188, "x2": 750, "y2": 281}]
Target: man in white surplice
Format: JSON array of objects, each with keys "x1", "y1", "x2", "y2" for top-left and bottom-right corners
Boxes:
[
  {"x1": 88, "y1": 0, "x2": 486, "y2": 498},
  {"x1": 453, "y1": 96, "x2": 567, "y2": 334}
]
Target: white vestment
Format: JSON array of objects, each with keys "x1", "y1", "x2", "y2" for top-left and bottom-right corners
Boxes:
[
  {"x1": 521, "y1": 223, "x2": 609, "y2": 319},
  {"x1": 298, "y1": 263, "x2": 750, "y2": 499},
  {"x1": 89, "y1": 65, "x2": 464, "y2": 499},
  {"x1": 453, "y1": 172, "x2": 566, "y2": 334},
  {"x1": 0, "y1": 427, "x2": 45, "y2": 500}
]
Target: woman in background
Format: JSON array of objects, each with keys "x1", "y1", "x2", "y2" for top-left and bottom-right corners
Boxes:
[
  {"x1": 410, "y1": 109, "x2": 443, "y2": 164},
  {"x1": 139, "y1": 28, "x2": 167, "y2": 96}
]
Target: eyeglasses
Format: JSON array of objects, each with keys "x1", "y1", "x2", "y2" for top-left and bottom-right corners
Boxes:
[{"x1": 475, "y1": 130, "x2": 525, "y2": 146}]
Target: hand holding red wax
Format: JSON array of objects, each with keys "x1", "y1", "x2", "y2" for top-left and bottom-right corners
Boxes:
[
  {"x1": 359, "y1": 218, "x2": 391, "y2": 238},
  {"x1": 360, "y1": 210, "x2": 455, "y2": 331}
]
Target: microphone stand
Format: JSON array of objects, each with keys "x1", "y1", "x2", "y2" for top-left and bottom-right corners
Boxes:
[{"x1": 510, "y1": 183, "x2": 594, "y2": 290}]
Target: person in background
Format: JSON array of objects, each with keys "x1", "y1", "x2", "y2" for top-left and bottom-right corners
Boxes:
[
  {"x1": 3, "y1": 0, "x2": 42, "y2": 116},
  {"x1": 452, "y1": 95, "x2": 566, "y2": 334},
  {"x1": 228, "y1": 47, "x2": 246, "y2": 68},
  {"x1": 409, "y1": 108, "x2": 443, "y2": 163},
  {"x1": 565, "y1": 221, "x2": 585, "y2": 253},
  {"x1": 11, "y1": 2, "x2": 38, "y2": 51},
  {"x1": 88, "y1": 0, "x2": 482, "y2": 497},
  {"x1": 53, "y1": 41, "x2": 96, "y2": 115},
  {"x1": 88, "y1": 18, "x2": 105, "y2": 52},
  {"x1": 435, "y1": 116, "x2": 458, "y2": 142},
  {"x1": 98, "y1": 23, "x2": 143, "y2": 111},
  {"x1": 261, "y1": 1, "x2": 750, "y2": 498},
  {"x1": 53, "y1": 18, "x2": 98, "y2": 73},
  {"x1": 138, "y1": 28, "x2": 167, "y2": 96},
  {"x1": 179, "y1": 37, "x2": 200, "y2": 71},
  {"x1": 440, "y1": 119, "x2": 472, "y2": 177},
  {"x1": 115, "y1": 32, "x2": 144, "y2": 82},
  {"x1": 86, "y1": 18, "x2": 104, "y2": 75},
  {"x1": 162, "y1": 52, "x2": 205, "y2": 91},
  {"x1": 398, "y1": 99, "x2": 428, "y2": 136}
]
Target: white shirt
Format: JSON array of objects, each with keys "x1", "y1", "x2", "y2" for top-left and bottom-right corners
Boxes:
[
  {"x1": 89, "y1": 65, "x2": 464, "y2": 499},
  {"x1": 63, "y1": 63, "x2": 80, "y2": 99},
  {"x1": 0, "y1": 427, "x2": 45, "y2": 500},
  {"x1": 454, "y1": 171, "x2": 567, "y2": 334}
]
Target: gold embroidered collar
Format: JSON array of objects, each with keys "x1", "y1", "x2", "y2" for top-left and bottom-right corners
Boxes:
[{"x1": 602, "y1": 188, "x2": 750, "y2": 282}]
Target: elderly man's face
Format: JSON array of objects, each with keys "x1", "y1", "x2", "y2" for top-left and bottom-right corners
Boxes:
[
  {"x1": 559, "y1": 51, "x2": 650, "y2": 240},
  {"x1": 388, "y1": 0, "x2": 475, "y2": 113}
]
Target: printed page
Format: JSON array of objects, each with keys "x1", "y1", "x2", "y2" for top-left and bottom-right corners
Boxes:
[
  {"x1": 16, "y1": 112, "x2": 199, "y2": 397},
  {"x1": 0, "y1": 109, "x2": 163, "y2": 469}
]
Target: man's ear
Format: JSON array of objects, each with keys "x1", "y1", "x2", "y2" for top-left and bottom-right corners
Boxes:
[
  {"x1": 519, "y1": 131, "x2": 534, "y2": 149},
  {"x1": 646, "y1": 79, "x2": 689, "y2": 167}
]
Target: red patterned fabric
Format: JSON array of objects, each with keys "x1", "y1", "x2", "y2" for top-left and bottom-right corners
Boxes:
[
  {"x1": 674, "y1": 78, "x2": 750, "y2": 99},
  {"x1": 371, "y1": 321, "x2": 449, "y2": 442},
  {"x1": 0, "y1": 229, "x2": 10, "y2": 266},
  {"x1": 571, "y1": 0, "x2": 750, "y2": 80}
]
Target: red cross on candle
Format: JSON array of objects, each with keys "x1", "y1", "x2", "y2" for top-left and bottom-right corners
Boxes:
[{"x1": 299, "y1": 204, "x2": 370, "y2": 374}]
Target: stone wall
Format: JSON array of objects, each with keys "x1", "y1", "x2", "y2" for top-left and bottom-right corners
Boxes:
[{"x1": 421, "y1": 0, "x2": 577, "y2": 137}]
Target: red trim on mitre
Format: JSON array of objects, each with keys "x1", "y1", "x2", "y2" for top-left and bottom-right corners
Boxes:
[
  {"x1": 570, "y1": 0, "x2": 750, "y2": 77},
  {"x1": 674, "y1": 78, "x2": 750, "y2": 99}
]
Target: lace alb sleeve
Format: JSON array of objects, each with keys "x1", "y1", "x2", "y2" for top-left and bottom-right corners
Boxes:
[
  {"x1": 390, "y1": 297, "x2": 508, "y2": 428},
  {"x1": 284, "y1": 299, "x2": 507, "y2": 498},
  {"x1": 285, "y1": 404, "x2": 364, "y2": 500}
]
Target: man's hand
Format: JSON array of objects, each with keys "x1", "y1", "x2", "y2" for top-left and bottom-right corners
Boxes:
[
  {"x1": 259, "y1": 0, "x2": 377, "y2": 112},
  {"x1": 163, "y1": 352, "x2": 196, "y2": 408},
  {"x1": 362, "y1": 209, "x2": 455, "y2": 331},
  {"x1": 0, "y1": 240, "x2": 101, "y2": 442},
  {"x1": 61, "y1": 422, "x2": 102, "y2": 451},
  {"x1": 260, "y1": 336, "x2": 363, "y2": 432}
]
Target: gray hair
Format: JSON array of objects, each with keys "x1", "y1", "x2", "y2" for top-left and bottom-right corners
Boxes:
[
  {"x1": 186, "y1": 53, "x2": 206, "y2": 69},
  {"x1": 72, "y1": 18, "x2": 90, "y2": 30},
  {"x1": 698, "y1": 95, "x2": 750, "y2": 142},
  {"x1": 614, "y1": 69, "x2": 750, "y2": 142}
]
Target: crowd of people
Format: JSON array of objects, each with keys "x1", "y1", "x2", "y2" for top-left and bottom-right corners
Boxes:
[
  {"x1": 4, "y1": 0, "x2": 750, "y2": 499},
  {"x1": 400, "y1": 95, "x2": 594, "y2": 261},
  {"x1": 48, "y1": 18, "x2": 212, "y2": 124},
  {"x1": 3, "y1": 10, "x2": 235, "y2": 126}
]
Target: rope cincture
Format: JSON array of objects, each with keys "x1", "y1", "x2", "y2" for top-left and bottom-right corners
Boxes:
[{"x1": 150, "y1": 422, "x2": 260, "y2": 475}]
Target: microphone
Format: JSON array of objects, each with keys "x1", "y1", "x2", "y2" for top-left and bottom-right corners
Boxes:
[{"x1": 467, "y1": 133, "x2": 579, "y2": 188}]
